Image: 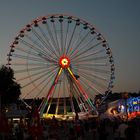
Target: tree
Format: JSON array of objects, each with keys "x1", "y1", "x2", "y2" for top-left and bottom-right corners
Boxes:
[{"x1": 0, "y1": 65, "x2": 21, "y2": 108}]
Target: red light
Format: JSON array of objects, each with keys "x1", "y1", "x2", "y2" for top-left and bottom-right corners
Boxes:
[{"x1": 59, "y1": 56, "x2": 70, "y2": 68}]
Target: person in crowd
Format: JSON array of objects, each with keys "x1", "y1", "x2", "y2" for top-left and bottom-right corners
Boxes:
[
  {"x1": 125, "y1": 121, "x2": 136, "y2": 140},
  {"x1": 98, "y1": 120, "x2": 108, "y2": 140},
  {"x1": 117, "y1": 121, "x2": 128, "y2": 140}
]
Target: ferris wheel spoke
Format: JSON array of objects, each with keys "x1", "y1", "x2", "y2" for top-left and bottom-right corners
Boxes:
[
  {"x1": 72, "y1": 61, "x2": 109, "y2": 70},
  {"x1": 12, "y1": 53, "x2": 45, "y2": 63},
  {"x1": 79, "y1": 79, "x2": 96, "y2": 99},
  {"x1": 71, "y1": 35, "x2": 97, "y2": 59},
  {"x1": 37, "y1": 54, "x2": 58, "y2": 64},
  {"x1": 67, "y1": 27, "x2": 83, "y2": 55},
  {"x1": 22, "y1": 66, "x2": 58, "y2": 89},
  {"x1": 22, "y1": 67, "x2": 57, "y2": 99},
  {"x1": 15, "y1": 47, "x2": 40, "y2": 58},
  {"x1": 79, "y1": 75, "x2": 103, "y2": 95},
  {"x1": 72, "y1": 62, "x2": 108, "y2": 67},
  {"x1": 12, "y1": 51, "x2": 57, "y2": 65},
  {"x1": 72, "y1": 55, "x2": 108, "y2": 64},
  {"x1": 52, "y1": 22, "x2": 61, "y2": 56},
  {"x1": 71, "y1": 41, "x2": 103, "y2": 61},
  {"x1": 11, "y1": 62, "x2": 56, "y2": 68},
  {"x1": 17, "y1": 65, "x2": 57, "y2": 82},
  {"x1": 63, "y1": 21, "x2": 69, "y2": 55},
  {"x1": 80, "y1": 71, "x2": 107, "y2": 85},
  {"x1": 22, "y1": 70, "x2": 51, "y2": 89},
  {"x1": 31, "y1": 27, "x2": 50, "y2": 50},
  {"x1": 68, "y1": 31, "x2": 91, "y2": 57},
  {"x1": 37, "y1": 25, "x2": 60, "y2": 58},
  {"x1": 71, "y1": 67, "x2": 109, "y2": 90},
  {"x1": 44, "y1": 22, "x2": 60, "y2": 56},
  {"x1": 36, "y1": 70, "x2": 57, "y2": 99},
  {"x1": 72, "y1": 49, "x2": 105, "y2": 63},
  {"x1": 73, "y1": 64, "x2": 110, "y2": 76},
  {"x1": 71, "y1": 48, "x2": 105, "y2": 63},
  {"x1": 22, "y1": 35, "x2": 52, "y2": 58},
  {"x1": 66, "y1": 24, "x2": 77, "y2": 55},
  {"x1": 22, "y1": 74, "x2": 57, "y2": 98},
  {"x1": 78, "y1": 70, "x2": 108, "y2": 89},
  {"x1": 19, "y1": 37, "x2": 57, "y2": 62},
  {"x1": 31, "y1": 27, "x2": 59, "y2": 59},
  {"x1": 33, "y1": 70, "x2": 58, "y2": 98},
  {"x1": 15, "y1": 47, "x2": 57, "y2": 64},
  {"x1": 17, "y1": 69, "x2": 49, "y2": 82},
  {"x1": 60, "y1": 21, "x2": 64, "y2": 55},
  {"x1": 72, "y1": 66, "x2": 108, "y2": 82},
  {"x1": 75, "y1": 73, "x2": 108, "y2": 91},
  {"x1": 14, "y1": 66, "x2": 46, "y2": 74},
  {"x1": 70, "y1": 35, "x2": 97, "y2": 60}
]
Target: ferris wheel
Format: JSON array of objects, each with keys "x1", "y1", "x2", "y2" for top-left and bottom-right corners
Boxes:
[{"x1": 7, "y1": 14, "x2": 115, "y2": 117}]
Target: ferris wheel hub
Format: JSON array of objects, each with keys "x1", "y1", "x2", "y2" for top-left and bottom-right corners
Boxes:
[{"x1": 59, "y1": 56, "x2": 70, "y2": 68}]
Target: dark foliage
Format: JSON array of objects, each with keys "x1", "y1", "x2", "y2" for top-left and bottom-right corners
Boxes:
[{"x1": 0, "y1": 65, "x2": 21, "y2": 106}]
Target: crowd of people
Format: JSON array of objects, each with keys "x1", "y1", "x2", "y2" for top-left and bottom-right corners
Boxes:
[{"x1": 1, "y1": 113, "x2": 140, "y2": 140}]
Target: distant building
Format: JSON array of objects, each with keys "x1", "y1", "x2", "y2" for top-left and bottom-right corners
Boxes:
[
  {"x1": 102, "y1": 96, "x2": 140, "y2": 120},
  {"x1": 5, "y1": 103, "x2": 28, "y2": 119}
]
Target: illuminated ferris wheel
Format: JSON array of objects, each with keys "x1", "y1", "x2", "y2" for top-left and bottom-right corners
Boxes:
[{"x1": 7, "y1": 14, "x2": 115, "y2": 118}]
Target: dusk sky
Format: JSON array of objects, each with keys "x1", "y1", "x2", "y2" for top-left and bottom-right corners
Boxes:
[{"x1": 0, "y1": 0, "x2": 140, "y2": 93}]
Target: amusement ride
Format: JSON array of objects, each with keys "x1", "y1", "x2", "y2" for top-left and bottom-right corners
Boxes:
[{"x1": 7, "y1": 14, "x2": 115, "y2": 119}]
